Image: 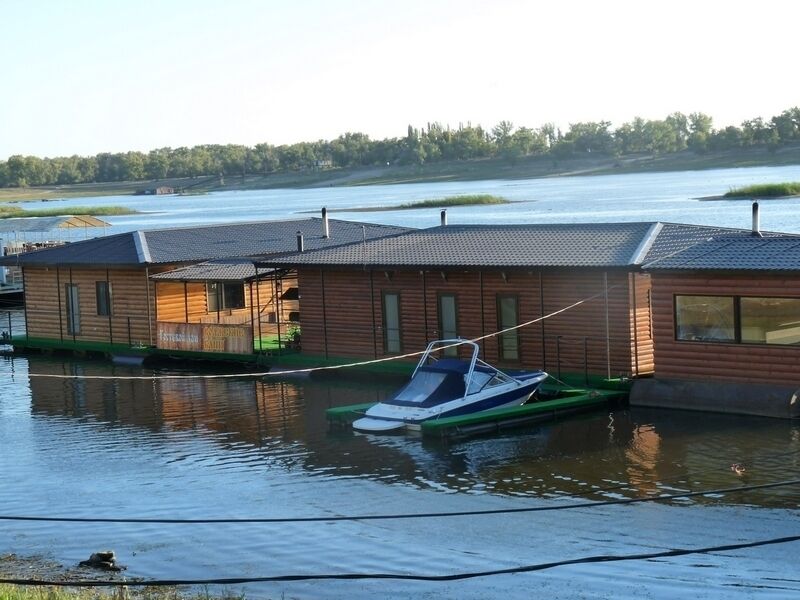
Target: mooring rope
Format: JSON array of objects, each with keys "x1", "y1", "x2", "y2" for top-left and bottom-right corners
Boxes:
[{"x1": 21, "y1": 286, "x2": 619, "y2": 381}]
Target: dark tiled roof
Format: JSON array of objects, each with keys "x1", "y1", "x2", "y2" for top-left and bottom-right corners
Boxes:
[
  {"x1": 0, "y1": 218, "x2": 410, "y2": 267},
  {"x1": 259, "y1": 222, "x2": 798, "y2": 271},
  {"x1": 150, "y1": 259, "x2": 265, "y2": 282},
  {"x1": 258, "y1": 223, "x2": 659, "y2": 268},
  {"x1": 644, "y1": 236, "x2": 800, "y2": 271}
]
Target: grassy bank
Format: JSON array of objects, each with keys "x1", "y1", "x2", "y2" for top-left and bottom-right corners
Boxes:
[
  {"x1": 0, "y1": 206, "x2": 136, "y2": 219},
  {"x1": 724, "y1": 182, "x2": 800, "y2": 198},
  {"x1": 328, "y1": 194, "x2": 511, "y2": 213},
  {"x1": 398, "y1": 194, "x2": 508, "y2": 208},
  {"x1": 0, "y1": 585, "x2": 245, "y2": 600}
]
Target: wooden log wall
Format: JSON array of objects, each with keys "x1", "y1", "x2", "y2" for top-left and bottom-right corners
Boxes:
[
  {"x1": 297, "y1": 267, "x2": 644, "y2": 376},
  {"x1": 156, "y1": 282, "x2": 207, "y2": 322},
  {"x1": 23, "y1": 265, "x2": 170, "y2": 345},
  {"x1": 630, "y1": 273, "x2": 654, "y2": 375},
  {"x1": 651, "y1": 272, "x2": 800, "y2": 385}
]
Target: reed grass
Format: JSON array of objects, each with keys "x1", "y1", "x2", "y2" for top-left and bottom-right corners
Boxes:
[
  {"x1": 398, "y1": 194, "x2": 509, "y2": 209},
  {"x1": 0, "y1": 206, "x2": 136, "y2": 219},
  {"x1": 724, "y1": 182, "x2": 800, "y2": 198}
]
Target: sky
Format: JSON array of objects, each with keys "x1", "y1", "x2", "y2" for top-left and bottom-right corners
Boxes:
[{"x1": 1, "y1": 0, "x2": 799, "y2": 159}]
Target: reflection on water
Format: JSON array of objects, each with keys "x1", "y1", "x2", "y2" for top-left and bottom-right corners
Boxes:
[
  {"x1": 2, "y1": 354, "x2": 800, "y2": 598},
  {"x1": 13, "y1": 354, "x2": 800, "y2": 505}
]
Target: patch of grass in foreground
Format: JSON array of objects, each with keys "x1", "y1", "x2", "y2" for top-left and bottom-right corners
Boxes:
[
  {"x1": 0, "y1": 584, "x2": 246, "y2": 600},
  {"x1": 0, "y1": 205, "x2": 137, "y2": 219},
  {"x1": 724, "y1": 182, "x2": 800, "y2": 198},
  {"x1": 398, "y1": 194, "x2": 510, "y2": 209}
]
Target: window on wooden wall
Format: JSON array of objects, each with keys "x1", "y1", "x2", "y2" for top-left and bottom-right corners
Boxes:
[
  {"x1": 497, "y1": 294, "x2": 519, "y2": 360},
  {"x1": 675, "y1": 295, "x2": 800, "y2": 346},
  {"x1": 438, "y1": 293, "x2": 458, "y2": 357},
  {"x1": 95, "y1": 281, "x2": 112, "y2": 316},
  {"x1": 741, "y1": 297, "x2": 800, "y2": 345},
  {"x1": 675, "y1": 296, "x2": 735, "y2": 342},
  {"x1": 382, "y1": 292, "x2": 401, "y2": 354},
  {"x1": 207, "y1": 282, "x2": 246, "y2": 311},
  {"x1": 65, "y1": 283, "x2": 80, "y2": 335}
]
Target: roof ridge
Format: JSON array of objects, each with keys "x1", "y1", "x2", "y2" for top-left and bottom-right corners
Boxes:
[
  {"x1": 629, "y1": 222, "x2": 664, "y2": 265},
  {"x1": 133, "y1": 230, "x2": 152, "y2": 263}
]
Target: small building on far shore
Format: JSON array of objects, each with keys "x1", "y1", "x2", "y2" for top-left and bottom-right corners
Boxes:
[{"x1": 135, "y1": 186, "x2": 175, "y2": 195}]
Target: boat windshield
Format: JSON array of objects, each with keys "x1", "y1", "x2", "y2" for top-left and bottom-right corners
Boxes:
[
  {"x1": 394, "y1": 370, "x2": 450, "y2": 404},
  {"x1": 466, "y1": 370, "x2": 512, "y2": 394}
]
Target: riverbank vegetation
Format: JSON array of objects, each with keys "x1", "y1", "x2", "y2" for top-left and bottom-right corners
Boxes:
[
  {"x1": 724, "y1": 182, "x2": 800, "y2": 198},
  {"x1": 0, "y1": 585, "x2": 245, "y2": 600},
  {"x1": 0, "y1": 205, "x2": 136, "y2": 219},
  {"x1": 399, "y1": 194, "x2": 508, "y2": 208},
  {"x1": 1, "y1": 107, "x2": 799, "y2": 193}
]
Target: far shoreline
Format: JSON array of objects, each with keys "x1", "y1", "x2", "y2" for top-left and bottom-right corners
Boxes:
[{"x1": 1, "y1": 145, "x2": 800, "y2": 203}]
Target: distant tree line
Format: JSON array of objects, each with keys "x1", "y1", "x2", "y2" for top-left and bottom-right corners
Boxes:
[{"x1": 1, "y1": 107, "x2": 799, "y2": 188}]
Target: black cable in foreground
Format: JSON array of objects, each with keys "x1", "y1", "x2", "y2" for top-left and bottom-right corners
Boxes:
[
  {"x1": 0, "y1": 478, "x2": 797, "y2": 524},
  {"x1": 2, "y1": 534, "x2": 799, "y2": 587}
]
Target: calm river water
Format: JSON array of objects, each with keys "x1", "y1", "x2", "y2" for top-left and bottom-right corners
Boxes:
[
  {"x1": 3, "y1": 166, "x2": 800, "y2": 598},
  {"x1": 28, "y1": 163, "x2": 800, "y2": 235}
]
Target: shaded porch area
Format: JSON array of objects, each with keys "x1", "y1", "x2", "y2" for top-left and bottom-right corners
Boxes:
[{"x1": 151, "y1": 259, "x2": 300, "y2": 355}]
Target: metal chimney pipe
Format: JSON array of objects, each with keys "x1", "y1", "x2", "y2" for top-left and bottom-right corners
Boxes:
[
  {"x1": 296, "y1": 231, "x2": 304, "y2": 252},
  {"x1": 752, "y1": 201, "x2": 762, "y2": 237},
  {"x1": 440, "y1": 209, "x2": 447, "y2": 226},
  {"x1": 322, "y1": 207, "x2": 330, "y2": 238}
]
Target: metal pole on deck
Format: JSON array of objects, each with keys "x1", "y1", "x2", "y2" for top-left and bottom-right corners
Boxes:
[
  {"x1": 274, "y1": 273, "x2": 282, "y2": 351},
  {"x1": 583, "y1": 336, "x2": 589, "y2": 386},
  {"x1": 556, "y1": 335, "x2": 562, "y2": 381},
  {"x1": 255, "y1": 275, "x2": 263, "y2": 352},
  {"x1": 604, "y1": 271, "x2": 611, "y2": 380}
]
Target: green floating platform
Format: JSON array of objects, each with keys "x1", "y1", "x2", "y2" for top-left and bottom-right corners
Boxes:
[{"x1": 326, "y1": 385, "x2": 627, "y2": 439}]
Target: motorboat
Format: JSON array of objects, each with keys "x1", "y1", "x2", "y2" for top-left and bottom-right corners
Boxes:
[{"x1": 352, "y1": 339, "x2": 548, "y2": 433}]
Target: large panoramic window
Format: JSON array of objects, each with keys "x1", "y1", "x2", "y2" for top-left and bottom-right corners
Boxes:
[
  {"x1": 740, "y1": 297, "x2": 800, "y2": 345},
  {"x1": 95, "y1": 281, "x2": 112, "y2": 316},
  {"x1": 675, "y1": 295, "x2": 735, "y2": 342},
  {"x1": 383, "y1": 292, "x2": 401, "y2": 354},
  {"x1": 207, "y1": 282, "x2": 245, "y2": 311},
  {"x1": 675, "y1": 295, "x2": 800, "y2": 346},
  {"x1": 438, "y1": 294, "x2": 458, "y2": 357},
  {"x1": 65, "y1": 284, "x2": 80, "y2": 335},
  {"x1": 497, "y1": 295, "x2": 519, "y2": 360}
]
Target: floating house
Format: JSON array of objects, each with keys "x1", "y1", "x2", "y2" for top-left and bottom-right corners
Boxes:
[
  {"x1": 633, "y1": 225, "x2": 800, "y2": 418},
  {"x1": 257, "y1": 219, "x2": 800, "y2": 418},
  {"x1": 6, "y1": 206, "x2": 800, "y2": 418},
  {"x1": 0, "y1": 215, "x2": 408, "y2": 357}
]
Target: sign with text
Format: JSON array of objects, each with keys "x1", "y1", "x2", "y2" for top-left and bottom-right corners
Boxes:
[{"x1": 157, "y1": 322, "x2": 253, "y2": 355}]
